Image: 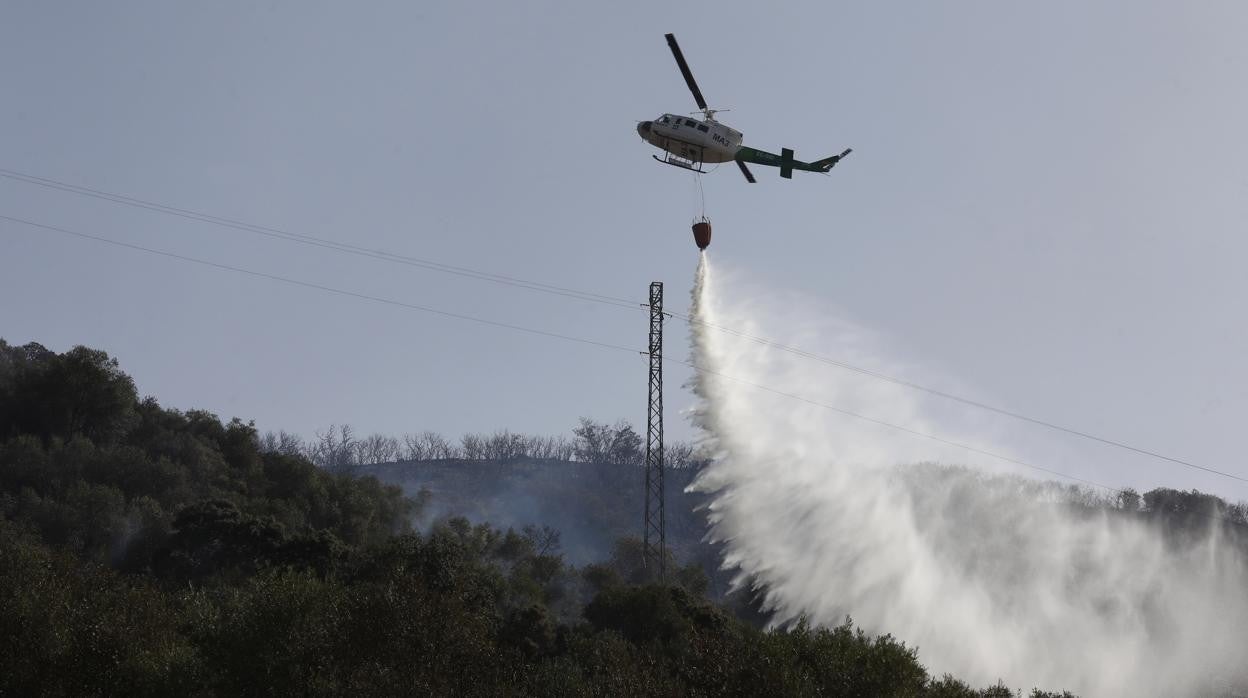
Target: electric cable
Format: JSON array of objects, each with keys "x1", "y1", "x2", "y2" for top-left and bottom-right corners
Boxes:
[
  {"x1": 4, "y1": 212, "x2": 1246, "y2": 526},
  {"x1": 0, "y1": 214, "x2": 637, "y2": 355},
  {"x1": 0, "y1": 168, "x2": 640, "y2": 310},
  {"x1": 1, "y1": 167, "x2": 1241, "y2": 485},
  {"x1": 667, "y1": 309, "x2": 1248, "y2": 484}
]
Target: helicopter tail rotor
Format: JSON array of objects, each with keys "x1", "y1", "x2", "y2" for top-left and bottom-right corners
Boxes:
[{"x1": 811, "y1": 148, "x2": 853, "y2": 172}]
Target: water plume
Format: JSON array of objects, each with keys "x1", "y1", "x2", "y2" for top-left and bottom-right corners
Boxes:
[{"x1": 687, "y1": 252, "x2": 1248, "y2": 696}]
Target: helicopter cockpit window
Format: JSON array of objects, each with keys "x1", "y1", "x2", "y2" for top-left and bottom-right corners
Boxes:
[
  {"x1": 660, "y1": 115, "x2": 671, "y2": 124},
  {"x1": 696, "y1": 123, "x2": 709, "y2": 132},
  {"x1": 684, "y1": 119, "x2": 697, "y2": 127}
]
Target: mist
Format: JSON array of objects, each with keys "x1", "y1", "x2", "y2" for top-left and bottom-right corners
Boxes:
[{"x1": 686, "y1": 253, "x2": 1248, "y2": 696}]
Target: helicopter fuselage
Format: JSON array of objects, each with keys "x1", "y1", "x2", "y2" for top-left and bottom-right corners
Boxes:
[
  {"x1": 644, "y1": 34, "x2": 851, "y2": 183},
  {"x1": 636, "y1": 113, "x2": 742, "y2": 166}
]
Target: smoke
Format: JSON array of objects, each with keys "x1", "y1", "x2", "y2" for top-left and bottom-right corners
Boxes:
[{"x1": 687, "y1": 253, "x2": 1248, "y2": 696}]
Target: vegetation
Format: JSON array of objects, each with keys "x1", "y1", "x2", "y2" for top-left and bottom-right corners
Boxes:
[{"x1": 0, "y1": 338, "x2": 1105, "y2": 695}]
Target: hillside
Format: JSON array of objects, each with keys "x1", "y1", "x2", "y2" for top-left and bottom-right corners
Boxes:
[{"x1": 0, "y1": 337, "x2": 1165, "y2": 696}]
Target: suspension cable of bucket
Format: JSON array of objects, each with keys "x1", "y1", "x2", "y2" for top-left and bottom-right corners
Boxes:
[{"x1": 691, "y1": 172, "x2": 712, "y2": 251}]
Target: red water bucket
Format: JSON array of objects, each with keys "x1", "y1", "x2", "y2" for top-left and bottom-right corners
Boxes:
[{"x1": 691, "y1": 219, "x2": 712, "y2": 250}]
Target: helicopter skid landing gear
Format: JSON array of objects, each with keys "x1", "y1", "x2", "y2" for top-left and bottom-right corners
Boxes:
[
  {"x1": 653, "y1": 152, "x2": 706, "y2": 174},
  {"x1": 652, "y1": 136, "x2": 706, "y2": 173}
]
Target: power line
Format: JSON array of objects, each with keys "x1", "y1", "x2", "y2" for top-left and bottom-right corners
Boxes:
[
  {"x1": 0, "y1": 168, "x2": 640, "y2": 311},
  {"x1": 0, "y1": 214, "x2": 637, "y2": 355},
  {"x1": 673, "y1": 356, "x2": 1121, "y2": 492},
  {"x1": 4, "y1": 213, "x2": 1247, "y2": 522},
  {"x1": 1, "y1": 167, "x2": 1240, "y2": 485},
  {"x1": 678, "y1": 352, "x2": 1248, "y2": 527},
  {"x1": 668, "y1": 310, "x2": 1248, "y2": 484}
]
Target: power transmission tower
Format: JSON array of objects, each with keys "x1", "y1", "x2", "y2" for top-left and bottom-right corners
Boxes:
[{"x1": 643, "y1": 281, "x2": 666, "y2": 581}]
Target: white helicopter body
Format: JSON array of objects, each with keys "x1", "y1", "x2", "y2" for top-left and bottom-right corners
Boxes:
[{"x1": 638, "y1": 34, "x2": 851, "y2": 182}]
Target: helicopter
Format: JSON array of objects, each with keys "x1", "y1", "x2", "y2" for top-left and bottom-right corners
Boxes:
[{"x1": 637, "y1": 34, "x2": 852, "y2": 183}]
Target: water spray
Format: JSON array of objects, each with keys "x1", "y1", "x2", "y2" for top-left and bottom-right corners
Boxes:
[{"x1": 686, "y1": 255, "x2": 1248, "y2": 696}]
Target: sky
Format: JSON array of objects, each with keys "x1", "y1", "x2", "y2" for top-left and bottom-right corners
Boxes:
[{"x1": 3, "y1": 1, "x2": 1248, "y2": 500}]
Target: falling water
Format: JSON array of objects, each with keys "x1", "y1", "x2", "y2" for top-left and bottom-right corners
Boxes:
[{"x1": 687, "y1": 253, "x2": 1248, "y2": 696}]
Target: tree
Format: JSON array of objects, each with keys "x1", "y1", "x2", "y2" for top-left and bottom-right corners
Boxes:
[
  {"x1": 401, "y1": 431, "x2": 456, "y2": 460},
  {"x1": 356, "y1": 433, "x2": 399, "y2": 465},
  {"x1": 258, "y1": 430, "x2": 305, "y2": 457},
  {"x1": 573, "y1": 418, "x2": 642, "y2": 465},
  {"x1": 309, "y1": 424, "x2": 358, "y2": 474},
  {"x1": 154, "y1": 499, "x2": 286, "y2": 582},
  {"x1": 461, "y1": 433, "x2": 484, "y2": 460},
  {"x1": 1117, "y1": 488, "x2": 1141, "y2": 512},
  {"x1": 2, "y1": 343, "x2": 137, "y2": 445},
  {"x1": 499, "y1": 604, "x2": 557, "y2": 658},
  {"x1": 484, "y1": 430, "x2": 526, "y2": 461}
]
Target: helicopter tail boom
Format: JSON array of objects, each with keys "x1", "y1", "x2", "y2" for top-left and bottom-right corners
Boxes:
[{"x1": 735, "y1": 146, "x2": 853, "y2": 179}]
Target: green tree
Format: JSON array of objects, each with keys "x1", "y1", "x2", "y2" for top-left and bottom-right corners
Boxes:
[{"x1": 4, "y1": 344, "x2": 138, "y2": 444}]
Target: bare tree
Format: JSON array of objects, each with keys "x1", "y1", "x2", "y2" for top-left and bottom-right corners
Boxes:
[
  {"x1": 485, "y1": 430, "x2": 527, "y2": 461},
  {"x1": 275, "y1": 430, "x2": 306, "y2": 457},
  {"x1": 666, "y1": 440, "x2": 694, "y2": 469},
  {"x1": 401, "y1": 432, "x2": 427, "y2": 461},
  {"x1": 260, "y1": 431, "x2": 307, "y2": 457},
  {"x1": 303, "y1": 420, "x2": 654, "y2": 468},
  {"x1": 310, "y1": 424, "x2": 358, "y2": 474},
  {"x1": 422, "y1": 431, "x2": 456, "y2": 460},
  {"x1": 573, "y1": 418, "x2": 642, "y2": 465},
  {"x1": 525, "y1": 434, "x2": 548, "y2": 459},
  {"x1": 400, "y1": 431, "x2": 458, "y2": 460},
  {"x1": 551, "y1": 435, "x2": 574, "y2": 461},
  {"x1": 357, "y1": 433, "x2": 400, "y2": 465},
  {"x1": 573, "y1": 417, "x2": 611, "y2": 463},
  {"x1": 461, "y1": 433, "x2": 484, "y2": 460},
  {"x1": 606, "y1": 420, "x2": 643, "y2": 465},
  {"x1": 525, "y1": 435, "x2": 573, "y2": 461},
  {"x1": 258, "y1": 430, "x2": 280, "y2": 453}
]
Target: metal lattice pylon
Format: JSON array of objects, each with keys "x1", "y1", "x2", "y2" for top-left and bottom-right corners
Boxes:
[{"x1": 643, "y1": 281, "x2": 666, "y2": 581}]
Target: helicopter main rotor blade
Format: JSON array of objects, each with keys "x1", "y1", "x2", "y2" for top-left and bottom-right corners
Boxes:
[
  {"x1": 665, "y1": 33, "x2": 708, "y2": 111},
  {"x1": 735, "y1": 158, "x2": 757, "y2": 184}
]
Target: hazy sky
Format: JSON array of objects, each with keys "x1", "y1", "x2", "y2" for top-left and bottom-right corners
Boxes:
[{"x1": 3, "y1": 2, "x2": 1247, "y2": 500}]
